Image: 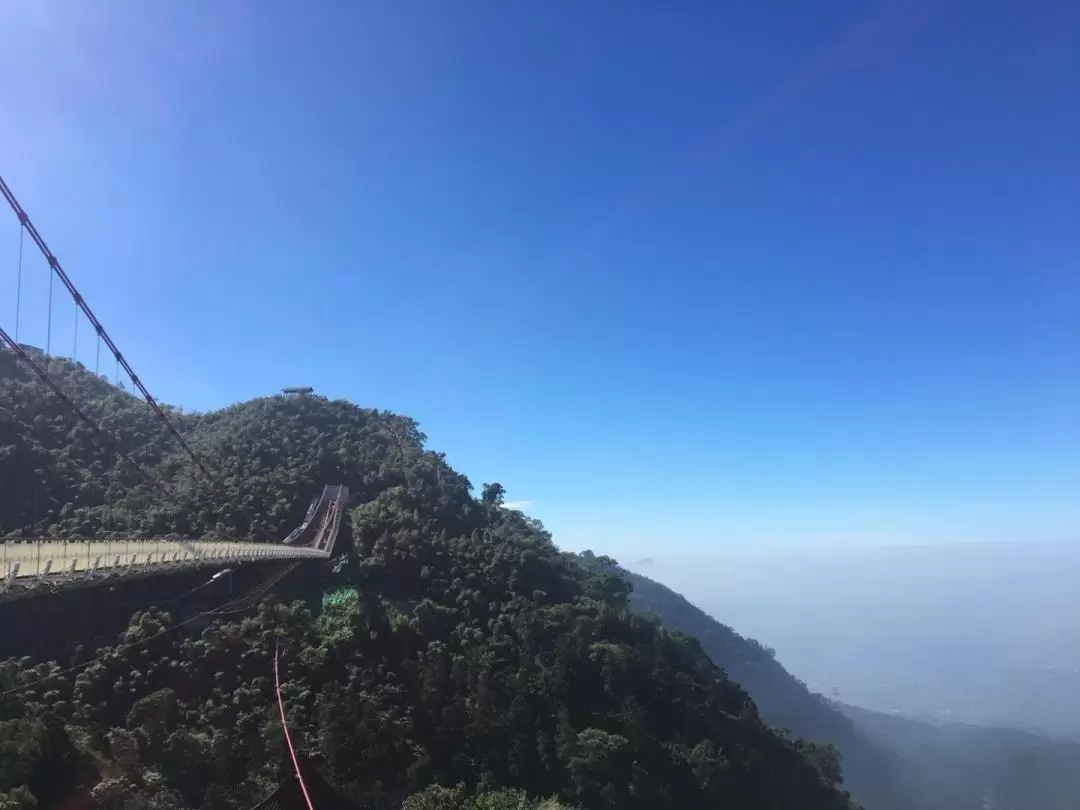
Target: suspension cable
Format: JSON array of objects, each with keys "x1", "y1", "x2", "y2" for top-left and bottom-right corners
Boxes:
[
  {"x1": 213, "y1": 563, "x2": 300, "y2": 615},
  {"x1": 0, "y1": 327, "x2": 165, "y2": 494},
  {"x1": 0, "y1": 174, "x2": 210, "y2": 477},
  {"x1": 274, "y1": 640, "x2": 316, "y2": 810},
  {"x1": 14, "y1": 223, "x2": 23, "y2": 342},
  {"x1": 0, "y1": 571, "x2": 285, "y2": 701},
  {"x1": 45, "y1": 263, "x2": 53, "y2": 358}
]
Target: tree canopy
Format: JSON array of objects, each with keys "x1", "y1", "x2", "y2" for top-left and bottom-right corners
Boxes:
[{"x1": 0, "y1": 346, "x2": 856, "y2": 810}]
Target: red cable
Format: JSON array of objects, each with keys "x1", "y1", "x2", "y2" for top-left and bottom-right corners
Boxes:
[{"x1": 274, "y1": 640, "x2": 316, "y2": 810}]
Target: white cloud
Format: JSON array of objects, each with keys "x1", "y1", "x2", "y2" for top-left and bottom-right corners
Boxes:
[{"x1": 502, "y1": 500, "x2": 534, "y2": 512}]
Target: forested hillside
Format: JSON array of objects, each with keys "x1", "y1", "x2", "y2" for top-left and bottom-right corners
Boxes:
[
  {"x1": 612, "y1": 561, "x2": 1080, "y2": 810},
  {"x1": 0, "y1": 346, "x2": 432, "y2": 541},
  {"x1": 583, "y1": 557, "x2": 908, "y2": 810},
  {"x1": 0, "y1": 346, "x2": 856, "y2": 810}
]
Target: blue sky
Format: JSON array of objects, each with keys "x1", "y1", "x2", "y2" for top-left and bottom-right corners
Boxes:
[{"x1": 2, "y1": 1, "x2": 1079, "y2": 556}]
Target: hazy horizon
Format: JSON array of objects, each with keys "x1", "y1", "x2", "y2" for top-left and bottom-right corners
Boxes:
[{"x1": 622, "y1": 539, "x2": 1080, "y2": 737}]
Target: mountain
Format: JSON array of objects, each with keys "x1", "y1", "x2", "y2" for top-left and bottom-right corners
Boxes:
[
  {"x1": 0, "y1": 345, "x2": 427, "y2": 542},
  {"x1": 612, "y1": 561, "x2": 1080, "y2": 810},
  {"x1": 0, "y1": 345, "x2": 856, "y2": 810},
  {"x1": 838, "y1": 703, "x2": 1080, "y2": 810},
  {"x1": 592, "y1": 558, "x2": 909, "y2": 810}
]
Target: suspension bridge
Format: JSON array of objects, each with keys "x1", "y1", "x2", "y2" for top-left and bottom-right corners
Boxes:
[
  {"x1": 0, "y1": 173, "x2": 347, "y2": 602},
  {"x1": 0, "y1": 484, "x2": 348, "y2": 602}
]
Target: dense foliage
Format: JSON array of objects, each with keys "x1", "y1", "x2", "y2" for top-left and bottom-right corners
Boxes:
[
  {"x1": 0, "y1": 347, "x2": 856, "y2": 810},
  {"x1": 402, "y1": 786, "x2": 569, "y2": 810},
  {"x1": 0, "y1": 346, "x2": 423, "y2": 541}
]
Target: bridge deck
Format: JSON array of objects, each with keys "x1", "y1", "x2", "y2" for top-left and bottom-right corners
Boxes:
[
  {"x1": 1, "y1": 538, "x2": 327, "y2": 580},
  {"x1": 0, "y1": 485, "x2": 349, "y2": 599}
]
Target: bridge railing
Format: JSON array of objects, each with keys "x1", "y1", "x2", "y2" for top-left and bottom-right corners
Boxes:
[
  {"x1": 0, "y1": 537, "x2": 327, "y2": 595},
  {"x1": 284, "y1": 488, "x2": 332, "y2": 546},
  {"x1": 283, "y1": 491, "x2": 324, "y2": 545},
  {"x1": 284, "y1": 485, "x2": 349, "y2": 550},
  {"x1": 320, "y1": 485, "x2": 348, "y2": 555},
  {"x1": 0, "y1": 483, "x2": 347, "y2": 599}
]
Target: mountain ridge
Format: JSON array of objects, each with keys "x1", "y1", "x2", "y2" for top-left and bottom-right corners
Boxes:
[
  {"x1": 581, "y1": 554, "x2": 909, "y2": 810},
  {"x1": 609, "y1": 558, "x2": 1080, "y2": 810},
  {"x1": 0, "y1": 345, "x2": 857, "y2": 810}
]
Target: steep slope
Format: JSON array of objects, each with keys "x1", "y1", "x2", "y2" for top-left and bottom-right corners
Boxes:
[
  {"x1": 582, "y1": 557, "x2": 908, "y2": 810},
  {"x1": 610, "y1": 560, "x2": 1080, "y2": 810},
  {"x1": 0, "y1": 346, "x2": 858, "y2": 810}
]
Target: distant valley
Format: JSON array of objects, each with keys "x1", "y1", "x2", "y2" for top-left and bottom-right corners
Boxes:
[
  {"x1": 624, "y1": 541, "x2": 1080, "y2": 738},
  {"x1": 607, "y1": 551, "x2": 1080, "y2": 810}
]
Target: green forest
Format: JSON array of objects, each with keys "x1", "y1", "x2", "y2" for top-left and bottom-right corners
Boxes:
[{"x1": 0, "y1": 347, "x2": 857, "y2": 810}]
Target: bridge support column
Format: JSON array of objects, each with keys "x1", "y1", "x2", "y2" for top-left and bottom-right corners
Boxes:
[{"x1": 1, "y1": 563, "x2": 18, "y2": 593}]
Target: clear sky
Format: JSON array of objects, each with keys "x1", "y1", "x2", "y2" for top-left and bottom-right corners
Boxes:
[{"x1": 2, "y1": 1, "x2": 1079, "y2": 556}]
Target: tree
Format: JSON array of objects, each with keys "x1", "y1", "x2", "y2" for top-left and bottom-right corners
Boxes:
[
  {"x1": 481, "y1": 483, "x2": 505, "y2": 507},
  {"x1": 0, "y1": 348, "x2": 861, "y2": 810}
]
